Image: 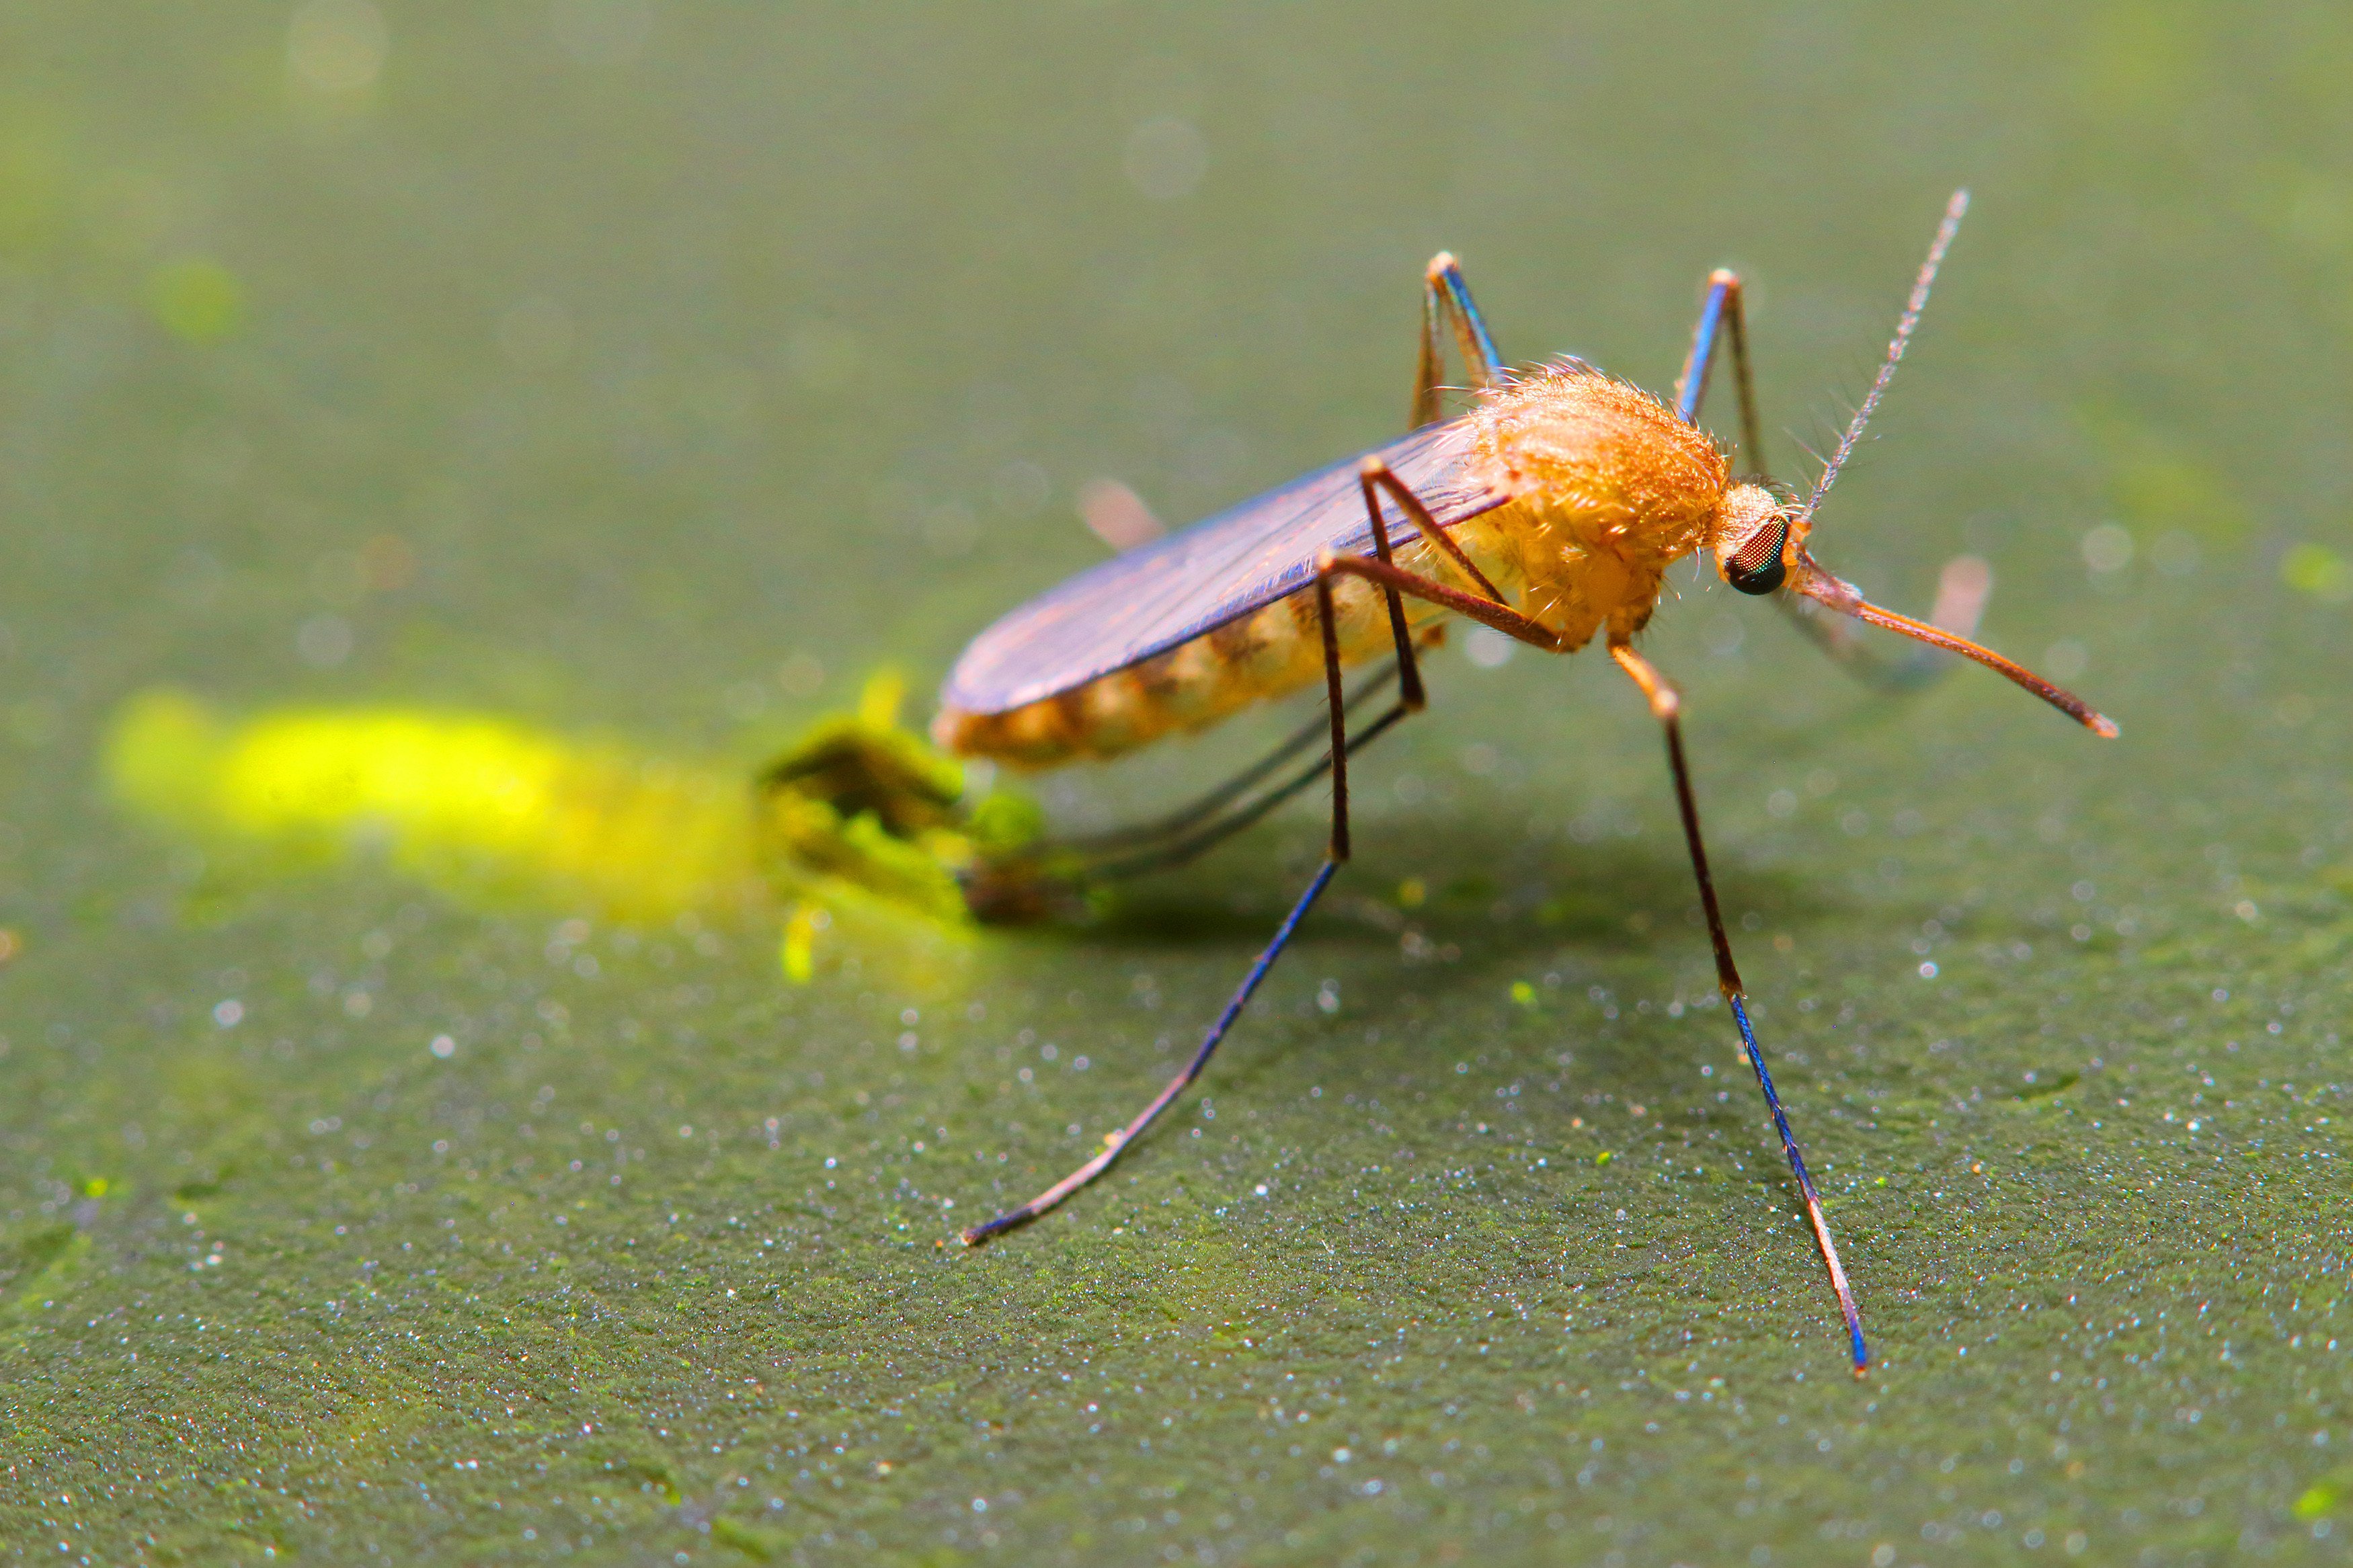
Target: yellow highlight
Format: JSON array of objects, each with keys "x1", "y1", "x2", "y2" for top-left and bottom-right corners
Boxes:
[
  {"x1": 104, "y1": 679, "x2": 1033, "y2": 983},
  {"x1": 109, "y1": 690, "x2": 760, "y2": 923},
  {"x1": 781, "y1": 902, "x2": 825, "y2": 984},
  {"x1": 146, "y1": 257, "x2": 245, "y2": 343},
  {"x1": 859, "y1": 668, "x2": 906, "y2": 730},
  {"x1": 2282, "y1": 542, "x2": 2353, "y2": 604}
]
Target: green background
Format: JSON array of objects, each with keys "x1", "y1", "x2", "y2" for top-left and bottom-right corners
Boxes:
[{"x1": 5, "y1": 2, "x2": 2353, "y2": 1563}]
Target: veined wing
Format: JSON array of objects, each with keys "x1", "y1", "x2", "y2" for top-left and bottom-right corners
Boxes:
[{"x1": 941, "y1": 418, "x2": 1504, "y2": 716}]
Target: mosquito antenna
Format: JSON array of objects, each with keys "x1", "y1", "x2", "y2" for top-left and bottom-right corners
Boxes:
[{"x1": 1802, "y1": 188, "x2": 1969, "y2": 518}]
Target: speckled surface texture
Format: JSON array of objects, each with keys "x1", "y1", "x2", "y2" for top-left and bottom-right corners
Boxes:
[{"x1": 5, "y1": 3, "x2": 2352, "y2": 1563}]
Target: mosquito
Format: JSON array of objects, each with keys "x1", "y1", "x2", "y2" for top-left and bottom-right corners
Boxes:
[{"x1": 931, "y1": 191, "x2": 2114, "y2": 1376}]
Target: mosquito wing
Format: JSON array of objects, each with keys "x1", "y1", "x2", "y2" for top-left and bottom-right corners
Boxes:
[{"x1": 941, "y1": 419, "x2": 1504, "y2": 716}]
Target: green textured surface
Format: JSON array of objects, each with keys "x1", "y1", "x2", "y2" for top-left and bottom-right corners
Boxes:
[{"x1": 6, "y1": 3, "x2": 2353, "y2": 1564}]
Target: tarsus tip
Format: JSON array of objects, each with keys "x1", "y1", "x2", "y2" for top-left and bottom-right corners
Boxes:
[
  {"x1": 962, "y1": 1207, "x2": 1034, "y2": 1246},
  {"x1": 2089, "y1": 713, "x2": 2120, "y2": 739}
]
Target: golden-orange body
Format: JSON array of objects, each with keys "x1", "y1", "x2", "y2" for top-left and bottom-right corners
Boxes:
[{"x1": 938, "y1": 362, "x2": 1773, "y2": 769}]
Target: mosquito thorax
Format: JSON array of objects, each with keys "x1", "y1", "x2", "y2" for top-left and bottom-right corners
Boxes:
[{"x1": 1712, "y1": 483, "x2": 1790, "y2": 595}]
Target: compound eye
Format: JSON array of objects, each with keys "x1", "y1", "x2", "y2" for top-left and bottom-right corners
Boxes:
[{"x1": 1726, "y1": 518, "x2": 1788, "y2": 595}]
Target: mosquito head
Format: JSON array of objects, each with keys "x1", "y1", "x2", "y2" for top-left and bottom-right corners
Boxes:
[{"x1": 1711, "y1": 483, "x2": 1792, "y2": 595}]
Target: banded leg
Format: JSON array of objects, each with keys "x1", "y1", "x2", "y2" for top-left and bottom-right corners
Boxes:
[
  {"x1": 1413, "y1": 253, "x2": 1507, "y2": 428},
  {"x1": 963, "y1": 466, "x2": 1540, "y2": 1245},
  {"x1": 1318, "y1": 511, "x2": 1872, "y2": 1372},
  {"x1": 1609, "y1": 642, "x2": 1869, "y2": 1377},
  {"x1": 957, "y1": 854, "x2": 1339, "y2": 1243},
  {"x1": 962, "y1": 466, "x2": 1443, "y2": 1241}
]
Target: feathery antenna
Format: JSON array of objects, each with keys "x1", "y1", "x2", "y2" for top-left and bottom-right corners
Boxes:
[{"x1": 1802, "y1": 188, "x2": 1969, "y2": 518}]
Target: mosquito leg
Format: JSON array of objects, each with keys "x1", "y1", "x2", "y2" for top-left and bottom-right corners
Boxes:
[
  {"x1": 961, "y1": 575, "x2": 1364, "y2": 1245},
  {"x1": 1084, "y1": 700, "x2": 1412, "y2": 880},
  {"x1": 1054, "y1": 660, "x2": 1405, "y2": 856},
  {"x1": 1608, "y1": 641, "x2": 1869, "y2": 1378},
  {"x1": 967, "y1": 465, "x2": 1562, "y2": 1239},
  {"x1": 1355, "y1": 459, "x2": 1438, "y2": 710},
  {"x1": 1096, "y1": 459, "x2": 1564, "y2": 877},
  {"x1": 1675, "y1": 270, "x2": 1769, "y2": 480},
  {"x1": 1414, "y1": 253, "x2": 1507, "y2": 427},
  {"x1": 1073, "y1": 456, "x2": 1460, "y2": 876},
  {"x1": 1321, "y1": 550, "x2": 1563, "y2": 651}
]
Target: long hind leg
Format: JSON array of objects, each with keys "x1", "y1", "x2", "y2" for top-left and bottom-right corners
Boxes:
[
  {"x1": 960, "y1": 575, "x2": 1367, "y2": 1243},
  {"x1": 1179, "y1": 477, "x2": 1878, "y2": 1371},
  {"x1": 961, "y1": 465, "x2": 1452, "y2": 1241}
]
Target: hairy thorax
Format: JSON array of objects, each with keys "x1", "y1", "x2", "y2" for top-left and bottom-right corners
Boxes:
[{"x1": 1462, "y1": 361, "x2": 1730, "y2": 649}]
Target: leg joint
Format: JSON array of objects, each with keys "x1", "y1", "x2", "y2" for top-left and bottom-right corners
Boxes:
[{"x1": 1609, "y1": 643, "x2": 1681, "y2": 720}]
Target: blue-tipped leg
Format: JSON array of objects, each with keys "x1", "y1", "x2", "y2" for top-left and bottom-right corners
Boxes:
[
  {"x1": 1610, "y1": 641, "x2": 1869, "y2": 1378},
  {"x1": 1732, "y1": 993, "x2": 1870, "y2": 1376},
  {"x1": 1414, "y1": 253, "x2": 1508, "y2": 427},
  {"x1": 1674, "y1": 269, "x2": 1767, "y2": 476}
]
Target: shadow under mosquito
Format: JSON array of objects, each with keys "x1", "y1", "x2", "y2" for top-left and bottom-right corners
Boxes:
[{"x1": 1070, "y1": 812, "x2": 1841, "y2": 958}]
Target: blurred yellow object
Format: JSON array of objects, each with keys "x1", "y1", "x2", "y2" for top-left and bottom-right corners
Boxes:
[
  {"x1": 108, "y1": 689, "x2": 760, "y2": 922},
  {"x1": 104, "y1": 676, "x2": 1038, "y2": 981},
  {"x1": 781, "y1": 901, "x2": 826, "y2": 985}
]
